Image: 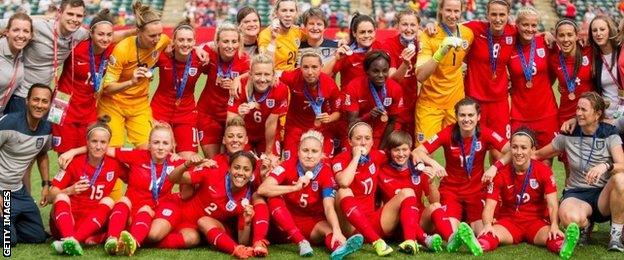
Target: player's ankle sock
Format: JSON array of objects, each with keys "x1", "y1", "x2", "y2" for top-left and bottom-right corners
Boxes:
[
  {"x1": 400, "y1": 196, "x2": 424, "y2": 241},
  {"x1": 340, "y1": 196, "x2": 380, "y2": 243},
  {"x1": 206, "y1": 228, "x2": 237, "y2": 254},
  {"x1": 107, "y1": 202, "x2": 130, "y2": 238},
  {"x1": 431, "y1": 208, "x2": 453, "y2": 240},
  {"x1": 53, "y1": 200, "x2": 75, "y2": 238},
  {"x1": 156, "y1": 232, "x2": 186, "y2": 249},
  {"x1": 252, "y1": 202, "x2": 270, "y2": 243},
  {"x1": 129, "y1": 211, "x2": 153, "y2": 246},
  {"x1": 477, "y1": 233, "x2": 499, "y2": 252},
  {"x1": 325, "y1": 233, "x2": 340, "y2": 251},
  {"x1": 75, "y1": 203, "x2": 111, "y2": 242},
  {"x1": 546, "y1": 236, "x2": 564, "y2": 253},
  {"x1": 268, "y1": 197, "x2": 305, "y2": 243}
]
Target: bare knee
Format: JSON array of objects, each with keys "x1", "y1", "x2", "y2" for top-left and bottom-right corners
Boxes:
[
  {"x1": 428, "y1": 202, "x2": 442, "y2": 210},
  {"x1": 54, "y1": 193, "x2": 70, "y2": 203},
  {"x1": 559, "y1": 208, "x2": 588, "y2": 227},
  {"x1": 138, "y1": 205, "x2": 155, "y2": 216},
  {"x1": 397, "y1": 188, "x2": 415, "y2": 200},
  {"x1": 99, "y1": 197, "x2": 115, "y2": 208},
  {"x1": 611, "y1": 174, "x2": 624, "y2": 193},
  {"x1": 336, "y1": 188, "x2": 353, "y2": 200},
  {"x1": 181, "y1": 229, "x2": 200, "y2": 248}
]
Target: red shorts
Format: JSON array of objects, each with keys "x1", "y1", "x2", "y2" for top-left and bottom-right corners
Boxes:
[
  {"x1": 283, "y1": 127, "x2": 334, "y2": 160},
  {"x1": 439, "y1": 189, "x2": 484, "y2": 223},
  {"x1": 496, "y1": 217, "x2": 549, "y2": 244},
  {"x1": 197, "y1": 112, "x2": 225, "y2": 146},
  {"x1": 52, "y1": 121, "x2": 89, "y2": 154},
  {"x1": 153, "y1": 109, "x2": 199, "y2": 153},
  {"x1": 479, "y1": 99, "x2": 510, "y2": 140},
  {"x1": 511, "y1": 116, "x2": 558, "y2": 149},
  {"x1": 291, "y1": 213, "x2": 326, "y2": 239},
  {"x1": 154, "y1": 200, "x2": 182, "y2": 227}
]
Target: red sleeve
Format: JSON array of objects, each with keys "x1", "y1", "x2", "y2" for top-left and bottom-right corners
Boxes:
[
  {"x1": 325, "y1": 76, "x2": 342, "y2": 111},
  {"x1": 114, "y1": 159, "x2": 129, "y2": 183},
  {"x1": 333, "y1": 57, "x2": 345, "y2": 74},
  {"x1": 52, "y1": 161, "x2": 78, "y2": 189},
  {"x1": 331, "y1": 153, "x2": 348, "y2": 174},
  {"x1": 189, "y1": 168, "x2": 210, "y2": 184},
  {"x1": 279, "y1": 70, "x2": 297, "y2": 86},
  {"x1": 227, "y1": 84, "x2": 246, "y2": 114},
  {"x1": 271, "y1": 84, "x2": 289, "y2": 115},
  {"x1": 269, "y1": 164, "x2": 288, "y2": 183},
  {"x1": 319, "y1": 166, "x2": 336, "y2": 189},
  {"x1": 114, "y1": 148, "x2": 144, "y2": 165},
  {"x1": 380, "y1": 39, "x2": 400, "y2": 69},
  {"x1": 463, "y1": 20, "x2": 480, "y2": 31},
  {"x1": 386, "y1": 80, "x2": 403, "y2": 115},
  {"x1": 422, "y1": 126, "x2": 450, "y2": 153},
  {"x1": 483, "y1": 127, "x2": 507, "y2": 151},
  {"x1": 342, "y1": 80, "x2": 359, "y2": 112}
]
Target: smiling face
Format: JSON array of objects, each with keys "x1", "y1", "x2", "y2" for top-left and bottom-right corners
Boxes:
[
  {"x1": 138, "y1": 21, "x2": 163, "y2": 49},
  {"x1": 251, "y1": 63, "x2": 274, "y2": 92},
  {"x1": 590, "y1": 19, "x2": 610, "y2": 48},
  {"x1": 511, "y1": 135, "x2": 534, "y2": 169},
  {"x1": 349, "y1": 124, "x2": 373, "y2": 155},
  {"x1": 217, "y1": 30, "x2": 240, "y2": 59},
  {"x1": 517, "y1": 14, "x2": 538, "y2": 43},
  {"x1": 366, "y1": 57, "x2": 390, "y2": 87},
  {"x1": 298, "y1": 137, "x2": 323, "y2": 170},
  {"x1": 390, "y1": 143, "x2": 411, "y2": 165},
  {"x1": 148, "y1": 128, "x2": 174, "y2": 161},
  {"x1": 275, "y1": 0, "x2": 297, "y2": 29},
  {"x1": 456, "y1": 104, "x2": 480, "y2": 133},
  {"x1": 223, "y1": 125, "x2": 248, "y2": 154},
  {"x1": 228, "y1": 155, "x2": 254, "y2": 189},
  {"x1": 487, "y1": 2, "x2": 509, "y2": 33},
  {"x1": 440, "y1": 0, "x2": 462, "y2": 28},
  {"x1": 59, "y1": 5, "x2": 85, "y2": 34},
  {"x1": 5, "y1": 18, "x2": 32, "y2": 53},
  {"x1": 90, "y1": 23, "x2": 113, "y2": 51},
  {"x1": 173, "y1": 28, "x2": 195, "y2": 57},
  {"x1": 398, "y1": 14, "x2": 419, "y2": 40},
  {"x1": 239, "y1": 12, "x2": 260, "y2": 39},
  {"x1": 556, "y1": 23, "x2": 578, "y2": 54},
  {"x1": 26, "y1": 87, "x2": 52, "y2": 121},
  {"x1": 304, "y1": 16, "x2": 326, "y2": 41},
  {"x1": 354, "y1": 21, "x2": 375, "y2": 47},
  {"x1": 87, "y1": 129, "x2": 110, "y2": 159}
]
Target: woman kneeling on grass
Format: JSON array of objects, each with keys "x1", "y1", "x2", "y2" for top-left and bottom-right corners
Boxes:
[
  {"x1": 49, "y1": 116, "x2": 127, "y2": 255},
  {"x1": 454, "y1": 127, "x2": 579, "y2": 259}
]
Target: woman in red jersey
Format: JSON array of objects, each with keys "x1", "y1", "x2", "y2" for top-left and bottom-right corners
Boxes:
[
  {"x1": 196, "y1": 23, "x2": 250, "y2": 158},
  {"x1": 227, "y1": 54, "x2": 289, "y2": 156},
  {"x1": 52, "y1": 9, "x2": 115, "y2": 154},
  {"x1": 49, "y1": 117, "x2": 126, "y2": 256},
  {"x1": 549, "y1": 19, "x2": 595, "y2": 125},
  {"x1": 381, "y1": 9, "x2": 419, "y2": 139},
  {"x1": 378, "y1": 130, "x2": 445, "y2": 253},
  {"x1": 168, "y1": 151, "x2": 262, "y2": 259},
  {"x1": 279, "y1": 52, "x2": 342, "y2": 160},
  {"x1": 412, "y1": 98, "x2": 509, "y2": 245},
  {"x1": 258, "y1": 130, "x2": 364, "y2": 259},
  {"x1": 453, "y1": 128, "x2": 580, "y2": 259},
  {"x1": 507, "y1": 7, "x2": 558, "y2": 160},
  {"x1": 342, "y1": 51, "x2": 403, "y2": 150},
  {"x1": 151, "y1": 20, "x2": 207, "y2": 159}
]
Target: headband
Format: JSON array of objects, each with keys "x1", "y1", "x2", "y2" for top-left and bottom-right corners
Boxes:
[
  {"x1": 90, "y1": 20, "x2": 113, "y2": 31},
  {"x1": 348, "y1": 121, "x2": 372, "y2": 138},
  {"x1": 488, "y1": 0, "x2": 510, "y2": 7},
  {"x1": 555, "y1": 19, "x2": 578, "y2": 31},
  {"x1": 87, "y1": 126, "x2": 111, "y2": 138},
  {"x1": 512, "y1": 131, "x2": 535, "y2": 147},
  {"x1": 174, "y1": 24, "x2": 193, "y2": 34}
]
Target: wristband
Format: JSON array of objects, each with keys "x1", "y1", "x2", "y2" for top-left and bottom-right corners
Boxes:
[
  {"x1": 605, "y1": 162, "x2": 614, "y2": 172},
  {"x1": 41, "y1": 180, "x2": 52, "y2": 187},
  {"x1": 493, "y1": 160, "x2": 504, "y2": 169}
]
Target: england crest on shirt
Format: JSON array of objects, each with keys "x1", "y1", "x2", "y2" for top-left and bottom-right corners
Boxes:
[
  {"x1": 151, "y1": 51, "x2": 159, "y2": 59},
  {"x1": 106, "y1": 171, "x2": 115, "y2": 182},
  {"x1": 582, "y1": 56, "x2": 589, "y2": 66},
  {"x1": 411, "y1": 174, "x2": 421, "y2": 185},
  {"x1": 52, "y1": 136, "x2": 61, "y2": 148},
  {"x1": 505, "y1": 36, "x2": 513, "y2": 45},
  {"x1": 530, "y1": 178, "x2": 539, "y2": 189},
  {"x1": 36, "y1": 137, "x2": 44, "y2": 149},
  {"x1": 166, "y1": 166, "x2": 174, "y2": 174},
  {"x1": 537, "y1": 48, "x2": 545, "y2": 58},
  {"x1": 461, "y1": 40, "x2": 469, "y2": 49},
  {"x1": 383, "y1": 97, "x2": 392, "y2": 106},
  {"x1": 311, "y1": 181, "x2": 318, "y2": 191},
  {"x1": 595, "y1": 140, "x2": 605, "y2": 150},
  {"x1": 475, "y1": 141, "x2": 483, "y2": 151},
  {"x1": 322, "y1": 48, "x2": 330, "y2": 57},
  {"x1": 369, "y1": 163, "x2": 376, "y2": 174},
  {"x1": 189, "y1": 67, "x2": 198, "y2": 76},
  {"x1": 266, "y1": 99, "x2": 275, "y2": 108}
]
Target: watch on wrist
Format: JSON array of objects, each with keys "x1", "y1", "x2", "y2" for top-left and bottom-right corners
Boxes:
[{"x1": 41, "y1": 180, "x2": 52, "y2": 187}]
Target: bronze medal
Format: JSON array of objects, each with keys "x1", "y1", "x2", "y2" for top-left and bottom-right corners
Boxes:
[
  {"x1": 380, "y1": 114, "x2": 389, "y2": 122},
  {"x1": 492, "y1": 73, "x2": 497, "y2": 80},
  {"x1": 314, "y1": 119, "x2": 321, "y2": 127},
  {"x1": 175, "y1": 99, "x2": 181, "y2": 106},
  {"x1": 526, "y1": 81, "x2": 532, "y2": 88},
  {"x1": 568, "y1": 92, "x2": 575, "y2": 100}
]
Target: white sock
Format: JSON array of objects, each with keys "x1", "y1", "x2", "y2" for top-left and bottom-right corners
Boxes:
[{"x1": 611, "y1": 223, "x2": 623, "y2": 237}]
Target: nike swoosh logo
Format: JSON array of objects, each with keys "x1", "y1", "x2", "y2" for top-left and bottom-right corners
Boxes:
[
  {"x1": 507, "y1": 185, "x2": 514, "y2": 189},
  {"x1": 358, "y1": 100, "x2": 366, "y2": 103},
  {"x1": 141, "y1": 164, "x2": 150, "y2": 170},
  {"x1": 163, "y1": 67, "x2": 173, "y2": 70},
  {"x1": 510, "y1": 55, "x2": 518, "y2": 59},
  {"x1": 353, "y1": 63, "x2": 361, "y2": 66},
  {"x1": 77, "y1": 61, "x2": 88, "y2": 65},
  {"x1": 209, "y1": 186, "x2": 217, "y2": 193},
  {"x1": 293, "y1": 90, "x2": 302, "y2": 94},
  {"x1": 383, "y1": 178, "x2": 392, "y2": 183}
]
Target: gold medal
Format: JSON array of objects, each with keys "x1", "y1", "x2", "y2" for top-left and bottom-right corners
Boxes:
[
  {"x1": 314, "y1": 119, "x2": 321, "y2": 127},
  {"x1": 568, "y1": 92, "x2": 575, "y2": 100},
  {"x1": 526, "y1": 81, "x2": 532, "y2": 88},
  {"x1": 380, "y1": 114, "x2": 388, "y2": 122},
  {"x1": 175, "y1": 99, "x2": 181, "y2": 106}
]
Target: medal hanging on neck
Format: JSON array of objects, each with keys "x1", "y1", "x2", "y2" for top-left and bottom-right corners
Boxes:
[
  {"x1": 458, "y1": 133, "x2": 477, "y2": 177},
  {"x1": 303, "y1": 81, "x2": 324, "y2": 127},
  {"x1": 82, "y1": 155, "x2": 105, "y2": 187},
  {"x1": 150, "y1": 159, "x2": 168, "y2": 203},
  {"x1": 89, "y1": 40, "x2": 108, "y2": 94},
  {"x1": 516, "y1": 39, "x2": 535, "y2": 88},
  {"x1": 558, "y1": 52, "x2": 580, "y2": 100},
  {"x1": 225, "y1": 174, "x2": 252, "y2": 212},
  {"x1": 171, "y1": 54, "x2": 192, "y2": 106},
  {"x1": 247, "y1": 83, "x2": 272, "y2": 110},
  {"x1": 297, "y1": 161, "x2": 323, "y2": 179},
  {"x1": 513, "y1": 162, "x2": 533, "y2": 211},
  {"x1": 486, "y1": 26, "x2": 499, "y2": 80},
  {"x1": 368, "y1": 81, "x2": 389, "y2": 122}
]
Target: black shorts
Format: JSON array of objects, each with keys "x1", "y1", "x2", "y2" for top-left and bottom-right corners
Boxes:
[{"x1": 561, "y1": 187, "x2": 610, "y2": 223}]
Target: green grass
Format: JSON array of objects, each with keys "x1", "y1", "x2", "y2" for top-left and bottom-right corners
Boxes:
[{"x1": 15, "y1": 72, "x2": 622, "y2": 259}]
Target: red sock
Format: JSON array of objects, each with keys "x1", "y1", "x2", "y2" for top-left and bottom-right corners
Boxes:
[
  {"x1": 267, "y1": 197, "x2": 305, "y2": 243},
  {"x1": 75, "y1": 203, "x2": 111, "y2": 242},
  {"x1": 325, "y1": 233, "x2": 340, "y2": 251},
  {"x1": 206, "y1": 228, "x2": 238, "y2": 254},
  {"x1": 129, "y1": 211, "x2": 153, "y2": 246},
  {"x1": 431, "y1": 207, "x2": 454, "y2": 240},
  {"x1": 546, "y1": 236, "x2": 564, "y2": 253},
  {"x1": 340, "y1": 196, "x2": 380, "y2": 243},
  {"x1": 107, "y1": 202, "x2": 130, "y2": 238},
  {"x1": 156, "y1": 232, "x2": 186, "y2": 249},
  {"x1": 477, "y1": 232, "x2": 499, "y2": 252},
  {"x1": 252, "y1": 202, "x2": 269, "y2": 243},
  {"x1": 53, "y1": 200, "x2": 75, "y2": 238},
  {"x1": 400, "y1": 197, "x2": 426, "y2": 241}
]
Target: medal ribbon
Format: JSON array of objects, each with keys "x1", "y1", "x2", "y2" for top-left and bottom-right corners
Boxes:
[
  {"x1": 150, "y1": 160, "x2": 168, "y2": 202},
  {"x1": 486, "y1": 26, "x2": 499, "y2": 77},
  {"x1": 601, "y1": 54, "x2": 622, "y2": 90},
  {"x1": 358, "y1": 154, "x2": 371, "y2": 165},
  {"x1": 458, "y1": 133, "x2": 477, "y2": 177},
  {"x1": 440, "y1": 23, "x2": 461, "y2": 38},
  {"x1": 303, "y1": 81, "x2": 324, "y2": 116},
  {"x1": 88, "y1": 40, "x2": 108, "y2": 93},
  {"x1": 171, "y1": 54, "x2": 193, "y2": 101},
  {"x1": 225, "y1": 173, "x2": 252, "y2": 210},
  {"x1": 513, "y1": 161, "x2": 533, "y2": 211},
  {"x1": 558, "y1": 52, "x2": 579, "y2": 95},
  {"x1": 247, "y1": 86, "x2": 272, "y2": 104},
  {"x1": 516, "y1": 39, "x2": 535, "y2": 83},
  {"x1": 580, "y1": 132, "x2": 597, "y2": 172},
  {"x1": 296, "y1": 161, "x2": 323, "y2": 179},
  {"x1": 217, "y1": 59, "x2": 233, "y2": 78},
  {"x1": 83, "y1": 156, "x2": 105, "y2": 187},
  {"x1": 368, "y1": 80, "x2": 387, "y2": 112},
  {"x1": 349, "y1": 42, "x2": 369, "y2": 54}
]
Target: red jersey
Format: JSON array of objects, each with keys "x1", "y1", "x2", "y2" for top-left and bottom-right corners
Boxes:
[
  {"x1": 52, "y1": 154, "x2": 126, "y2": 208},
  {"x1": 422, "y1": 125, "x2": 507, "y2": 195},
  {"x1": 269, "y1": 158, "x2": 336, "y2": 218},
  {"x1": 381, "y1": 34, "x2": 418, "y2": 99},
  {"x1": 343, "y1": 76, "x2": 403, "y2": 141},
  {"x1": 227, "y1": 78, "x2": 289, "y2": 141},
  {"x1": 184, "y1": 166, "x2": 254, "y2": 221},
  {"x1": 115, "y1": 148, "x2": 182, "y2": 207},
  {"x1": 280, "y1": 69, "x2": 342, "y2": 131},
  {"x1": 331, "y1": 149, "x2": 386, "y2": 213},
  {"x1": 57, "y1": 39, "x2": 114, "y2": 123},
  {"x1": 508, "y1": 35, "x2": 558, "y2": 121},
  {"x1": 464, "y1": 21, "x2": 517, "y2": 102},
  {"x1": 196, "y1": 47, "x2": 250, "y2": 121},
  {"x1": 378, "y1": 163, "x2": 430, "y2": 209},
  {"x1": 151, "y1": 51, "x2": 207, "y2": 120},
  {"x1": 549, "y1": 45, "x2": 595, "y2": 122},
  {"x1": 332, "y1": 41, "x2": 383, "y2": 88},
  {"x1": 486, "y1": 160, "x2": 557, "y2": 221}
]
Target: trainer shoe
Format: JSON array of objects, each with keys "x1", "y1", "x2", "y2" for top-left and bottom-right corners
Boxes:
[
  {"x1": 298, "y1": 239, "x2": 314, "y2": 257},
  {"x1": 446, "y1": 232, "x2": 463, "y2": 252},
  {"x1": 457, "y1": 222, "x2": 483, "y2": 256},
  {"x1": 578, "y1": 222, "x2": 593, "y2": 246},
  {"x1": 398, "y1": 239, "x2": 419, "y2": 255},
  {"x1": 425, "y1": 234, "x2": 444, "y2": 253},
  {"x1": 372, "y1": 239, "x2": 393, "y2": 256},
  {"x1": 119, "y1": 231, "x2": 137, "y2": 256},
  {"x1": 104, "y1": 237, "x2": 118, "y2": 255},
  {"x1": 560, "y1": 223, "x2": 580, "y2": 259},
  {"x1": 252, "y1": 239, "x2": 269, "y2": 257},
  {"x1": 330, "y1": 234, "x2": 364, "y2": 260},
  {"x1": 608, "y1": 227, "x2": 624, "y2": 252},
  {"x1": 232, "y1": 245, "x2": 254, "y2": 259},
  {"x1": 50, "y1": 240, "x2": 63, "y2": 254},
  {"x1": 62, "y1": 237, "x2": 84, "y2": 256}
]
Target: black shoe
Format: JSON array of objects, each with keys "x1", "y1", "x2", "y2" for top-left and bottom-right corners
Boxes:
[{"x1": 578, "y1": 222, "x2": 593, "y2": 247}]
